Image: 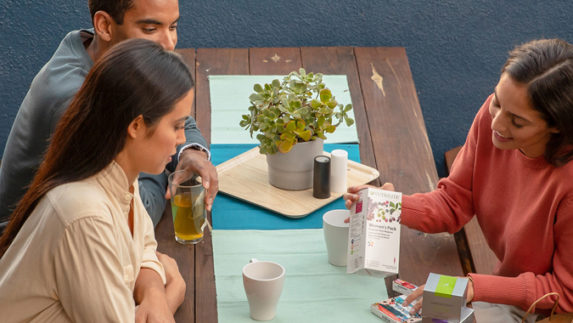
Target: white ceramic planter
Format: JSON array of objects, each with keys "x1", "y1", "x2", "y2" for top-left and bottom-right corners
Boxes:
[{"x1": 266, "y1": 139, "x2": 324, "y2": 190}]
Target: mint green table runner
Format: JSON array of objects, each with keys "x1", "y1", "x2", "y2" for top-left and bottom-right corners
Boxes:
[
  {"x1": 208, "y1": 75, "x2": 359, "y2": 145},
  {"x1": 212, "y1": 229, "x2": 388, "y2": 322}
]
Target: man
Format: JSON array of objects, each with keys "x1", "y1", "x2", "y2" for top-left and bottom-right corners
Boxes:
[{"x1": 0, "y1": 0, "x2": 218, "y2": 231}]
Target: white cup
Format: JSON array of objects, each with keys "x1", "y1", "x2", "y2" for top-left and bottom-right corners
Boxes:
[
  {"x1": 242, "y1": 259, "x2": 286, "y2": 321},
  {"x1": 323, "y1": 209, "x2": 350, "y2": 266}
]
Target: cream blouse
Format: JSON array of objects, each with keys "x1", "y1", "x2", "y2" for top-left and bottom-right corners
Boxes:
[{"x1": 0, "y1": 161, "x2": 166, "y2": 322}]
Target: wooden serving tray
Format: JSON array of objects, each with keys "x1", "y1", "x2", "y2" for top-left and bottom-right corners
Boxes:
[{"x1": 216, "y1": 147, "x2": 380, "y2": 218}]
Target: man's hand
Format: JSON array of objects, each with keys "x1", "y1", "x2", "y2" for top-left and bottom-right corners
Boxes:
[{"x1": 165, "y1": 148, "x2": 218, "y2": 211}]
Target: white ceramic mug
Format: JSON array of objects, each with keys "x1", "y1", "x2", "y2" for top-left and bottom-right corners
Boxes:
[
  {"x1": 323, "y1": 209, "x2": 350, "y2": 266},
  {"x1": 242, "y1": 259, "x2": 286, "y2": 321}
]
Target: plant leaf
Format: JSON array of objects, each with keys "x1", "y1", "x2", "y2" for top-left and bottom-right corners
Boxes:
[
  {"x1": 280, "y1": 132, "x2": 295, "y2": 142},
  {"x1": 295, "y1": 129, "x2": 312, "y2": 141},
  {"x1": 319, "y1": 89, "x2": 332, "y2": 103},
  {"x1": 277, "y1": 140, "x2": 294, "y2": 153},
  {"x1": 286, "y1": 120, "x2": 296, "y2": 132},
  {"x1": 310, "y1": 99, "x2": 321, "y2": 109},
  {"x1": 249, "y1": 93, "x2": 264, "y2": 102}
]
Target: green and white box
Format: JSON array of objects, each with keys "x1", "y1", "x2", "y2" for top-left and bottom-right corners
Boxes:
[
  {"x1": 422, "y1": 273, "x2": 468, "y2": 321},
  {"x1": 347, "y1": 188, "x2": 401, "y2": 274}
]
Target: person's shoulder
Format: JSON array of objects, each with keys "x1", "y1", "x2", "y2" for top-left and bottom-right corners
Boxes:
[
  {"x1": 46, "y1": 179, "x2": 112, "y2": 226},
  {"x1": 30, "y1": 29, "x2": 93, "y2": 104},
  {"x1": 463, "y1": 94, "x2": 494, "y2": 150},
  {"x1": 51, "y1": 29, "x2": 93, "y2": 66},
  {"x1": 475, "y1": 94, "x2": 494, "y2": 122},
  {"x1": 554, "y1": 159, "x2": 573, "y2": 178},
  {"x1": 552, "y1": 163, "x2": 573, "y2": 210},
  {"x1": 539, "y1": 160, "x2": 573, "y2": 205}
]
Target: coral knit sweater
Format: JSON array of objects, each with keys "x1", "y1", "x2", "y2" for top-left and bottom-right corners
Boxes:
[{"x1": 401, "y1": 95, "x2": 573, "y2": 312}]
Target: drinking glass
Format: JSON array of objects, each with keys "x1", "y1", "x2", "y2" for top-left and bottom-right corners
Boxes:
[{"x1": 168, "y1": 170, "x2": 206, "y2": 244}]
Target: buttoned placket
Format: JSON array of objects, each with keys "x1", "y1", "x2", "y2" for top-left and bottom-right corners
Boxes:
[{"x1": 127, "y1": 186, "x2": 135, "y2": 237}]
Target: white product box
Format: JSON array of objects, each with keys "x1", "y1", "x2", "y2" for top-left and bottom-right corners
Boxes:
[
  {"x1": 347, "y1": 187, "x2": 402, "y2": 274},
  {"x1": 422, "y1": 273, "x2": 469, "y2": 322},
  {"x1": 393, "y1": 279, "x2": 418, "y2": 296},
  {"x1": 371, "y1": 294, "x2": 422, "y2": 322}
]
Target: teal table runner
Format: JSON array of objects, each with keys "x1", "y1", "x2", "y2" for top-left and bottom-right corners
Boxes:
[
  {"x1": 208, "y1": 75, "x2": 359, "y2": 145},
  {"x1": 211, "y1": 144, "x2": 361, "y2": 230},
  {"x1": 212, "y1": 229, "x2": 388, "y2": 323}
]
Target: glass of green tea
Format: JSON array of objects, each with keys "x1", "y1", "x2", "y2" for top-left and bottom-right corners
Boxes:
[{"x1": 168, "y1": 170, "x2": 206, "y2": 244}]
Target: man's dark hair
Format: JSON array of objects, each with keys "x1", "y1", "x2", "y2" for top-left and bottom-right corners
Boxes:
[{"x1": 88, "y1": 0, "x2": 134, "y2": 24}]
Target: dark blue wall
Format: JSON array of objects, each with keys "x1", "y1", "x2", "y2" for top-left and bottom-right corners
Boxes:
[{"x1": 2, "y1": 1, "x2": 572, "y2": 177}]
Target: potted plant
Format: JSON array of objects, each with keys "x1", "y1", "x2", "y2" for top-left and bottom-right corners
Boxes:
[{"x1": 240, "y1": 68, "x2": 354, "y2": 190}]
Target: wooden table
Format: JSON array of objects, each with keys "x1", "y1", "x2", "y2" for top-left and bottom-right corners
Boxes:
[{"x1": 155, "y1": 47, "x2": 465, "y2": 323}]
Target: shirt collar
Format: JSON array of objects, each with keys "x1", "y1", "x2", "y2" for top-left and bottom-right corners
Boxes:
[{"x1": 96, "y1": 161, "x2": 136, "y2": 207}]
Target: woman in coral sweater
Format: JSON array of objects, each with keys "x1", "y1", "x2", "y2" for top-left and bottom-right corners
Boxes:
[{"x1": 345, "y1": 39, "x2": 573, "y2": 322}]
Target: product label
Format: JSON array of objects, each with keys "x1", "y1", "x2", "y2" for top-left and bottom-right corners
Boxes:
[
  {"x1": 435, "y1": 276, "x2": 457, "y2": 298},
  {"x1": 347, "y1": 187, "x2": 401, "y2": 274}
]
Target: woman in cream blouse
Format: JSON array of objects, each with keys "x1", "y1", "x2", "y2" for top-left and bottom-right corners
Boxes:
[{"x1": 0, "y1": 39, "x2": 191, "y2": 322}]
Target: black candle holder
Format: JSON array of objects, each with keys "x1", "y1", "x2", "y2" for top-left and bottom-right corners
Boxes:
[{"x1": 313, "y1": 155, "x2": 331, "y2": 199}]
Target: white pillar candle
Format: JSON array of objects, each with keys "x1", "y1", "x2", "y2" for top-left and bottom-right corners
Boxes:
[{"x1": 330, "y1": 149, "x2": 348, "y2": 193}]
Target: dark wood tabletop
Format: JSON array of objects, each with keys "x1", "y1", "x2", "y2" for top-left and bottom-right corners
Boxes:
[{"x1": 155, "y1": 47, "x2": 465, "y2": 323}]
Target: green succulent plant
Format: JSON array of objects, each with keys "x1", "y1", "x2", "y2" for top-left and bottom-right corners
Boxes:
[{"x1": 240, "y1": 68, "x2": 354, "y2": 154}]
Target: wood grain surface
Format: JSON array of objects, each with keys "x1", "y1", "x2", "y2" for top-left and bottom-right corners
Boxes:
[{"x1": 155, "y1": 47, "x2": 464, "y2": 323}]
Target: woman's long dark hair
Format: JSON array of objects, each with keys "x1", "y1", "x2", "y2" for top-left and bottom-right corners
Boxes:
[
  {"x1": 0, "y1": 38, "x2": 193, "y2": 257},
  {"x1": 502, "y1": 39, "x2": 573, "y2": 166}
]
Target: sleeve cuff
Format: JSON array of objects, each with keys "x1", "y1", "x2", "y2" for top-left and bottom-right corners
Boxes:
[
  {"x1": 141, "y1": 252, "x2": 167, "y2": 285},
  {"x1": 468, "y1": 273, "x2": 530, "y2": 310},
  {"x1": 178, "y1": 143, "x2": 211, "y2": 161}
]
